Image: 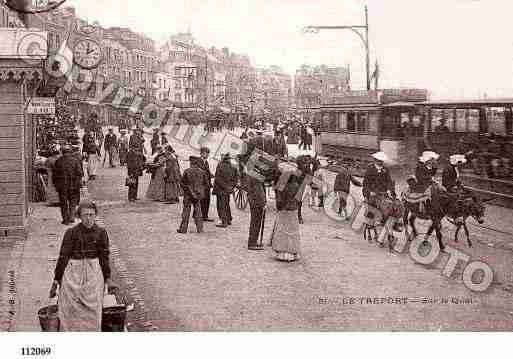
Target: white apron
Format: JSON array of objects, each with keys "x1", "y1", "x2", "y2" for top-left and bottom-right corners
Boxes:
[{"x1": 58, "y1": 258, "x2": 104, "y2": 331}]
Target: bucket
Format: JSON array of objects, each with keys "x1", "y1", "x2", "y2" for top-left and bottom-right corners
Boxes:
[
  {"x1": 101, "y1": 305, "x2": 126, "y2": 332},
  {"x1": 38, "y1": 304, "x2": 60, "y2": 332}
]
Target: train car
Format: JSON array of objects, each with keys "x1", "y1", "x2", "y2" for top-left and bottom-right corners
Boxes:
[
  {"x1": 318, "y1": 89, "x2": 428, "y2": 175},
  {"x1": 416, "y1": 99, "x2": 513, "y2": 204}
]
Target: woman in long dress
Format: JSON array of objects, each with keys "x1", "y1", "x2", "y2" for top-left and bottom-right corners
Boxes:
[
  {"x1": 164, "y1": 146, "x2": 182, "y2": 204},
  {"x1": 146, "y1": 147, "x2": 167, "y2": 201},
  {"x1": 49, "y1": 201, "x2": 116, "y2": 331},
  {"x1": 271, "y1": 167, "x2": 301, "y2": 262},
  {"x1": 45, "y1": 146, "x2": 61, "y2": 206}
]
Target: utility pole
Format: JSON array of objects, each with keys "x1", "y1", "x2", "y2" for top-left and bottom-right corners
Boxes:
[
  {"x1": 303, "y1": 5, "x2": 371, "y2": 91},
  {"x1": 204, "y1": 55, "x2": 208, "y2": 122}
]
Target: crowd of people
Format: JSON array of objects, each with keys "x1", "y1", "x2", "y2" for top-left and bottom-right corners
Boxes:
[{"x1": 41, "y1": 110, "x2": 488, "y2": 331}]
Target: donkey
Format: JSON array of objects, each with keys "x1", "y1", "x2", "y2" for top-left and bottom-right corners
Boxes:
[{"x1": 403, "y1": 186, "x2": 486, "y2": 250}]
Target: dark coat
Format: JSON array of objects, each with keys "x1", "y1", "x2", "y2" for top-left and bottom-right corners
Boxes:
[
  {"x1": 129, "y1": 134, "x2": 145, "y2": 153},
  {"x1": 197, "y1": 157, "x2": 213, "y2": 188},
  {"x1": 150, "y1": 135, "x2": 160, "y2": 154},
  {"x1": 300, "y1": 126, "x2": 307, "y2": 140},
  {"x1": 181, "y1": 165, "x2": 210, "y2": 200},
  {"x1": 52, "y1": 153, "x2": 83, "y2": 193},
  {"x1": 247, "y1": 135, "x2": 274, "y2": 155},
  {"x1": 442, "y1": 164, "x2": 459, "y2": 191},
  {"x1": 276, "y1": 178, "x2": 300, "y2": 211},
  {"x1": 127, "y1": 151, "x2": 145, "y2": 177},
  {"x1": 164, "y1": 155, "x2": 181, "y2": 183},
  {"x1": 273, "y1": 135, "x2": 288, "y2": 158},
  {"x1": 245, "y1": 174, "x2": 266, "y2": 208},
  {"x1": 82, "y1": 134, "x2": 99, "y2": 155},
  {"x1": 415, "y1": 163, "x2": 437, "y2": 192},
  {"x1": 304, "y1": 130, "x2": 313, "y2": 145},
  {"x1": 334, "y1": 168, "x2": 362, "y2": 193},
  {"x1": 213, "y1": 159, "x2": 238, "y2": 195},
  {"x1": 362, "y1": 164, "x2": 394, "y2": 198},
  {"x1": 104, "y1": 133, "x2": 118, "y2": 149}
]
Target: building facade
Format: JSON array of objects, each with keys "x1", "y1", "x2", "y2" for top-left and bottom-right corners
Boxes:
[
  {"x1": 255, "y1": 65, "x2": 293, "y2": 119},
  {"x1": 294, "y1": 64, "x2": 351, "y2": 108}
]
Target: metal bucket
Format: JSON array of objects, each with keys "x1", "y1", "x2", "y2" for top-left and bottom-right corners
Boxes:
[
  {"x1": 38, "y1": 304, "x2": 60, "y2": 332},
  {"x1": 101, "y1": 305, "x2": 127, "y2": 332}
]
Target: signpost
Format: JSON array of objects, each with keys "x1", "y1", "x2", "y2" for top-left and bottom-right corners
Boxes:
[{"x1": 27, "y1": 97, "x2": 55, "y2": 114}]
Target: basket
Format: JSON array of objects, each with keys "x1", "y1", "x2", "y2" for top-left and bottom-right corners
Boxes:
[
  {"x1": 38, "y1": 304, "x2": 60, "y2": 332},
  {"x1": 101, "y1": 305, "x2": 127, "y2": 332}
]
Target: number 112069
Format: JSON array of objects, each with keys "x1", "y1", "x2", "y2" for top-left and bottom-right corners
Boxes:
[{"x1": 21, "y1": 347, "x2": 52, "y2": 356}]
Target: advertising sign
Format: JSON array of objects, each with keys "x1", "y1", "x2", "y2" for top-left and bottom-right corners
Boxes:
[
  {"x1": 381, "y1": 89, "x2": 428, "y2": 104},
  {"x1": 27, "y1": 97, "x2": 55, "y2": 114},
  {"x1": 325, "y1": 90, "x2": 380, "y2": 105}
]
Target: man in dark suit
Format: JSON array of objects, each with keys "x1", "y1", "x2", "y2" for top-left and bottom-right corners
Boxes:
[
  {"x1": 198, "y1": 147, "x2": 214, "y2": 221},
  {"x1": 415, "y1": 151, "x2": 439, "y2": 193},
  {"x1": 103, "y1": 128, "x2": 118, "y2": 167},
  {"x1": 362, "y1": 152, "x2": 394, "y2": 200},
  {"x1": 53, "y1": 145, "x2": 83, "y2": 225},
  {"x1": 126, "y1": 149, "x2": 145, "y2": 202},
  {"x1": 178, "y1": 156, "x2": 210, "y2": 233},
  {"x1": 213, "y1": 153, "x2": 238, "y2": 227},
  {"x1": 245, "y1": 169, "x2": 266, "y2": 250},
  {"x1": 434, "y1": 118, "x2": 450, "y2": 133},
  {"x1": 129, "y1": 128, "x2": 146, "y2": 155},
  {"x1": 442, "y1": 154, "x2": 465, "y2": 192}
]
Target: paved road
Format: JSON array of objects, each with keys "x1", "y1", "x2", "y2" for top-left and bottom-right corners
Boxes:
[{"x1": 85, "y1": 126, "x2": 513, "y2": 330}]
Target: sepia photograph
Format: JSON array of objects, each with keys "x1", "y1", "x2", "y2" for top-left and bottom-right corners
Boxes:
[{"x1": 0, "y1": 0, "x2": 512, "y2": 357}]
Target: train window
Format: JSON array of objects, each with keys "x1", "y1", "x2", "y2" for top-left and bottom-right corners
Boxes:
[
  {"x1": 329, "y1": 112, "x2": 338, "y2": 131},
  {"x1": 467, "y1": 109, "x2": 479, "y2": 132},
  {"x1": 321, "y1": 113, "x2": 329, "y2": 131},
  {"x1": 506, "y1": 108, "x2": 513, "y2": 134},
  {"x1": 347, "y1": 112, "x2": 356, "y2": 132},
  {"x1": 488, "y1": 107, "x2": 506, "y2": 134},
  {"x1": 368, "y1": 111, "x2": 379, "y2": 133},
  {"x1": 455, "y1": 109, "x2": 467, "y2": 132},
  {"x1": 338, "y1": 112, "x2": 346, "y2": 131},
  {"x1": 432, "y1": 109, "x2": 452, "y2": 132},
  {"x1": 357, "y1": 112, "x2": 368, "y2": 132}
]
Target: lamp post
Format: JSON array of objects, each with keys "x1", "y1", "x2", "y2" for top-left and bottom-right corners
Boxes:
[{"x1": 303, "y1": 5, "x2": 371, "y2": 91}]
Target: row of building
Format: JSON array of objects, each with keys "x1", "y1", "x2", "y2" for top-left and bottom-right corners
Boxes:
[{"x1": 1, "y1": 4, "x2": 351, "y2": 124}]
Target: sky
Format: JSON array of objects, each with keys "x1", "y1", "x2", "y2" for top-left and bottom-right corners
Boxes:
[{"x1": 67, "y1": 0, "x2": 513, "y2": 99}]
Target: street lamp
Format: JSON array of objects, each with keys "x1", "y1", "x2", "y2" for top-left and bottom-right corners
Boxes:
[{"x1": 302, "y1": 5, "x2": 371, "y2": 91}]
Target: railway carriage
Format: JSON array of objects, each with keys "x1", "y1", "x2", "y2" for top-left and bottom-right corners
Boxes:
[
  {"x1": 417, "y1": 99, "x2": 513, "y2": 203},
  {"x1": 318, "y1": 89, "x2": 427, "y2": 175},
  {"x1": 318, "y1": 91, "x2": 513, "y2": 204}
]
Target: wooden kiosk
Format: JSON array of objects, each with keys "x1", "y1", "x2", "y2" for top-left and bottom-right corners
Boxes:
[{"x1": 0, "y1": 28, "x2": 47, "y2": 238}]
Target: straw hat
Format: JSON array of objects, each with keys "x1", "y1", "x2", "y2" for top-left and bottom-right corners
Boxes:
[
  {"x1": 449, "y1": 154, "x2": 467, "y2": 165},
  {"x1": 371, "y1": 151, "x2": 389, "y2": 162},
  {"x1": 419, "y1": 151, "x2": 440, "y2": 163}
]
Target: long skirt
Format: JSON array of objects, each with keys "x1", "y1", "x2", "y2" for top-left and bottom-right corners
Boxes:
[
  {"x1": 271, "y1": 209, "x2": 301, "y2": 261},
  {"x1": 46, "y1": 169, "x2": 60, "y2": 205},
  {"x1": 58, "y1": 258, "x2": 104, "y2": 331},
  {"x1": 164, "y1": 180, "x2": 182, "y2": 202},
  {"x1": 146, "y1": 167, "x2": 166, "y2": 201},
  {"x1": 87, "y1": 154, "x2": 99, "y2": 177}
]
